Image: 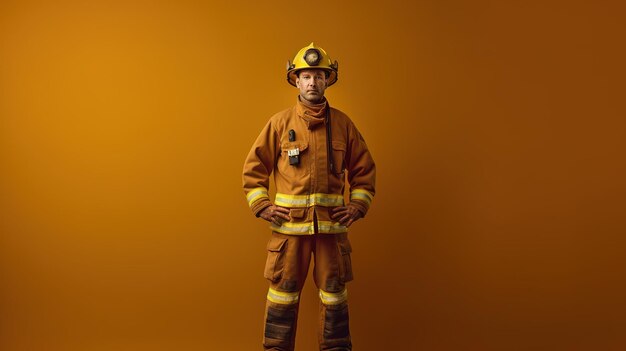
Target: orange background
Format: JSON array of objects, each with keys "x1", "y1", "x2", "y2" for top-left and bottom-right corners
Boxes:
[{"x1": 1, "y1": 1, "x2": 625, "y2": 350}]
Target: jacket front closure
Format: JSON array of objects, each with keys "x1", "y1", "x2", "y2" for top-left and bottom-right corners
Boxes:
[{"x1": 271, "y1": 103, "x2": 346, "y2": 235}]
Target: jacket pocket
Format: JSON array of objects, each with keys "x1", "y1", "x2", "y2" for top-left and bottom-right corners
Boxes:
[
  {"x1": 331, "y1": 140, "x2": 346, "y2": 176},
  {"x1": 290, "y1": 208, "x2": 306, "y2": 221},
  {"x1": 264, "y1": 236, "x2": 288, "y2": 282},
  {"x1": 279, "y1": 141, "x2": 309, "y2": 179},
  {"x1": 337, "y1": 235, "x2": 353, "y2": 283}
]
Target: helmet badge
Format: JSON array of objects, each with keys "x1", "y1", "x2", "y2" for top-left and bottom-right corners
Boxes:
[{"x1": 303, "y1": 48, "x2": 321, "y2": 66}]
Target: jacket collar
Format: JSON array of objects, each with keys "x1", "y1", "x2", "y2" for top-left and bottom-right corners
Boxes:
[{"x1": 296, "y1": 96, "x2": 328, "y2": 129}]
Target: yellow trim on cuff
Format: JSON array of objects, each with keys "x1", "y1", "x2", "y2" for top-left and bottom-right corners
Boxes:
[
  {"x1": 350, "y1": 189, "x2": 373, "y2": 205},
  {"x1": 247, "y1": 187, "x2": 269, "y2": 207}
]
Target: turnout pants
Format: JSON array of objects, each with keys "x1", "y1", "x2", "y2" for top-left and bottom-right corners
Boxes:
[{"x1": 263, "y1": 231, "x2": 354, "y2": 351}]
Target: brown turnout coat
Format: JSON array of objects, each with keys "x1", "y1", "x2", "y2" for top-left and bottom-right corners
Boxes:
[{"x1": 243, "y1": 98, "x2": 376, "y2": 235}]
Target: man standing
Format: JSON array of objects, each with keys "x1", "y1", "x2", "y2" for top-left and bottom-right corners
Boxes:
[{"x1": 242, "y1": 43, "x2": 376, "y2": 351}]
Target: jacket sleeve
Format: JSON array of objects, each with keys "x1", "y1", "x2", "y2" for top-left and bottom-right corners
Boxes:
[
  {"x1": 242, "y1": 119, "x2": 279, "y2": 217},
  {"x1": 346, "y1": 122, "x2": 376, "y2": 216}
]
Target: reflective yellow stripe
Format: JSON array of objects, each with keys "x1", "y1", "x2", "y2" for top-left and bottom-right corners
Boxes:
[
  {"x1": 271, "y1": 221, "x2": 314, "y2": 235},
  {"x1": 247, "y1": 187, "x2": 269, "y2": 206},
  {"x1": 275, "y1": 193, "x2": 344, "y2": 208},
  {"x1": 317, "y1": 221, "x2": 348, "y2": 234},
  {"x1": 319, "y1": 288, "x2": 348, "y2": 305},
  {"x1": 267, "y1": 288, "x2": 300, "y2": 305},
  {"x1": 271, "y1": 220, "x2": 347, "y2": 235},
  {"x1": 350, "y1": 189, "x2": 373, "y2": 205}
]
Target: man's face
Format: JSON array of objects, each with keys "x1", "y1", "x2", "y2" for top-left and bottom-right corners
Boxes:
[{"x1": 296, "y1": 69, "x2": 328, "y2": 104}]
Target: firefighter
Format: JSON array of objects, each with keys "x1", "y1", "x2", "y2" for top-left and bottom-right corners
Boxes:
[{"x1": 242, "y1": 43, "x2": 376, "y2": 351}]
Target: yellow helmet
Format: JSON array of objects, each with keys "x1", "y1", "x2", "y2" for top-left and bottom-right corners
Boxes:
[{"x1": 286, "y1": 42, "x2": 338, "y2": 87}]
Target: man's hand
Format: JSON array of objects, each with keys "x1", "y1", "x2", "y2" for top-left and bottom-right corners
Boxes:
[
  {"x1": 259, "y1": 205, "x2": 291, "y2": 226},
  {"x1": 330, "y1": 204, "x2": 363, "y2": 227}
]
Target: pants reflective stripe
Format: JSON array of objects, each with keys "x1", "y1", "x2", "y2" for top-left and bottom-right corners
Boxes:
[
  {"x1": 275, "y1": 193, "x2": 344, "y2": 208},
  {"x1": 267, "y1": 288, "x2": 300, "y2": 305},
  {"x1": 319, "y1": 288, "x2": 348, "y2": 305}
]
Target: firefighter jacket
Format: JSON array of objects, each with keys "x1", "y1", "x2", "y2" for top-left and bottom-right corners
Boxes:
[{"x1": 242, "y1": 97, "x2": 376, "y2": 235}]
